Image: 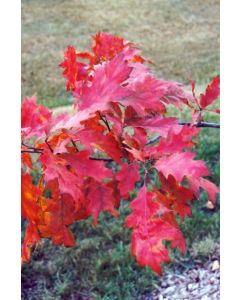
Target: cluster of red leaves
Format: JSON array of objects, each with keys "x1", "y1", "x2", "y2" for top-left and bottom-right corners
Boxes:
[{"x1": 21, "y1": 32, "x2": 220, "y2": 274}]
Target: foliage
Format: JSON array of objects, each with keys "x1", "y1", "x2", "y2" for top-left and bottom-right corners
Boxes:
[{"x1": 21, "y1": 32, "x2": 220, "y2": 275}]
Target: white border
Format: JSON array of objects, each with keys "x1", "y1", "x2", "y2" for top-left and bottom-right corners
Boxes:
[
  {"x1": 1, "y1": 0, "x2": 239, "y2": 298},
  {"x1": 221, "y1": 0, "x2": 240, "y2": 298},
  {"x1": 0, "y1": 0, "x2": 21, "y2": 298}
]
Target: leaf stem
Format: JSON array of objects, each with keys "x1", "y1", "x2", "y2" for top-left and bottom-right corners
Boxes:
[
  {"x1": 98, "y1": 112, "x2": 111, "y2": 132},
  {"x1": 45, "y1": 138, "x2": 53, "y2": 153},
  {"x1": 71, "y1": 139, "x2": 79, "y2": 152}
]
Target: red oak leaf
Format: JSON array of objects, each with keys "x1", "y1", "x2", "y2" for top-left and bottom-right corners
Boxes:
[
  {"x1": 21, "y1": 173, "x2": 42, "y2": 223},
  {"x1": 59, "y1": 45, "x2": 89, "y2": 91},
  {"x1": 38, "y1": 193, "x2": 76, "y2": 247},
  {"x1": 21, "y1": 97, "x2": 52, "y2": 140},
  {"x1": 22, "y1": 222, "x2": 41, "y2": 263},
  {"x1": 122, "y1": 75, "x2": 169, "y2": 114},
  {"x1": 91, "y1": 32, "x2": 126, "y2": 64},
  {"x1": 128, "y1": 116, "x2": 180, "y2": 138},
  {"x1": 50, "y1": 110, "x2": 90, "y2": 132},
  {"x1": 48, "y1": 131, "x2": 73, "y2": 154},
  {"x1": 81, "y1": 114, "x2": 106, "y2": 132},
  {"x1": 189, "y1": 79, "x2": 200, "y2": 107},
  {"x1": 147, "y1": 125, "x2": 200, "y2": 157},
  {"x1": 21, "y1": 152, "x2": 33, "y2": 170},
  {"x1": 188, "y1": 177, "x2": 219, "y2": 204},
  {"x1": 200, "y1": 76, "x2": 220, "y2": 109},
  {"x1": 84, "y1": 179, "x2": 118, "y2": 226},
  {"x1": 106, "y1": 179, "x2": 122, "y2": 208},
  {"x1": 126, "y1": 183, "x2": 185, "y2": 274},
  {"x1": 130, "y1": 220, "x2": 186, "y2": 274},
  {"x1": 76, "y1": 129, "x2": 123, "y2": 161},
  {"x1": 125, "y1": 184, "x2": 168, "y2": 229},
  {"x1": 124, "y1": 71, "x2": 191, "y2": 114},
  {"x1": 187, "y1": 76, "x2": 220, "y2": 120},
  {"x1": 105, "y1": 103, "x2": 124, "y2": 135},
  {"x1": 155, "y1": 152, "x2": 210, "y2": 183},
  {"x1": 38, "y1": 150, "x2": 83, "y2": 209},
  {"x1": 155, "y1": 152, "x2": 219, "y2": 202},
  {"x1": 61, "y1": 150, "x2": 112, "y2": 183},
  {"x1": 158, "y1": 173, "x2": 194, "y2": 220},
  {"x1": 90, "y1": 32, "x2": 143, "y2": 65},
  {"x1": 75, "y1": 54, "x2": 132, "y2": 115},
  {"x1": 122, "y1": 133, "x2": 145, "y2": 161},
  {"x1": 133, "y1": 127, "x2": 148, "y2": 149},
  {"x1": 116, "y1": 161, "x2": 140, "y2": 197}
]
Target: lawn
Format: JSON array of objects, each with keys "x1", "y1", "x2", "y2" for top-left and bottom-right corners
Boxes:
[
  {"x1": 22, "y1": 0, "x2": 219, "y2": 108},
  {"x1": 21, "y1": 0, "x2": 219, "y2": 299}
]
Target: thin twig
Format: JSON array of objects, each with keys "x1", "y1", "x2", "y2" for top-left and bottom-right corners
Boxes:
[
  {"x1": 98, "y1": 112, "x2": 111, "y2": 132},
  {"x1": 179, "y1": 121, "x2": 220, "y2": 128},
  {"x1": 21, "y1": 142, "x2": 35, "y2": 149},
  {"x1": 71, "y1": 139, "x2": 79, "y2": 152},
  {"x1": 21, "y1": 149, "x2": 42, "y2": 154},
  {"x1": 146, "y1": 121, "x2": 220, "y2": 146},
  {"x1": 21, "y1": 142, "x2": 44, "y2": 151},
  {"x1": 89, "y1": 156, "x2": 113, "y2": 162},
  {"x1": 45, "y1": 138, "x2": 53, "y2": 153},
  {"x1": 146, "y1": 135, "x2": 160, "y2": 145}
]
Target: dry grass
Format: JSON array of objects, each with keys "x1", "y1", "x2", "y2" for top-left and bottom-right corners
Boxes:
[{"x1": 22, "y1": 0, "x2": 219, "y2": 107}]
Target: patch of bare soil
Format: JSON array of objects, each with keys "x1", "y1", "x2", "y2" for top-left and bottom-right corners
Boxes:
[{"x1": 140, "y1": 248, "x2": 220, "y2": 300}]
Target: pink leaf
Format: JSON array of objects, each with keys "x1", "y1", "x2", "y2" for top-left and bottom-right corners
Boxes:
[{"x1": 200, "y1": 76, "x2": 220, "y2": 109}]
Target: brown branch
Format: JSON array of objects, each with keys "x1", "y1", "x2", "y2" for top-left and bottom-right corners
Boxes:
[
  {"x1": 89, "y1": 156, "x2": 113, "y2": 162},
  {"x1": 146, "y1": 121, "x2": 220, "y2": 146},
  {"x1": 21, "y1": 149, "x2": 42, "y2": 154},
  {"x1": 178, "y1": 121, "x2": 220, "y2": 128}
]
